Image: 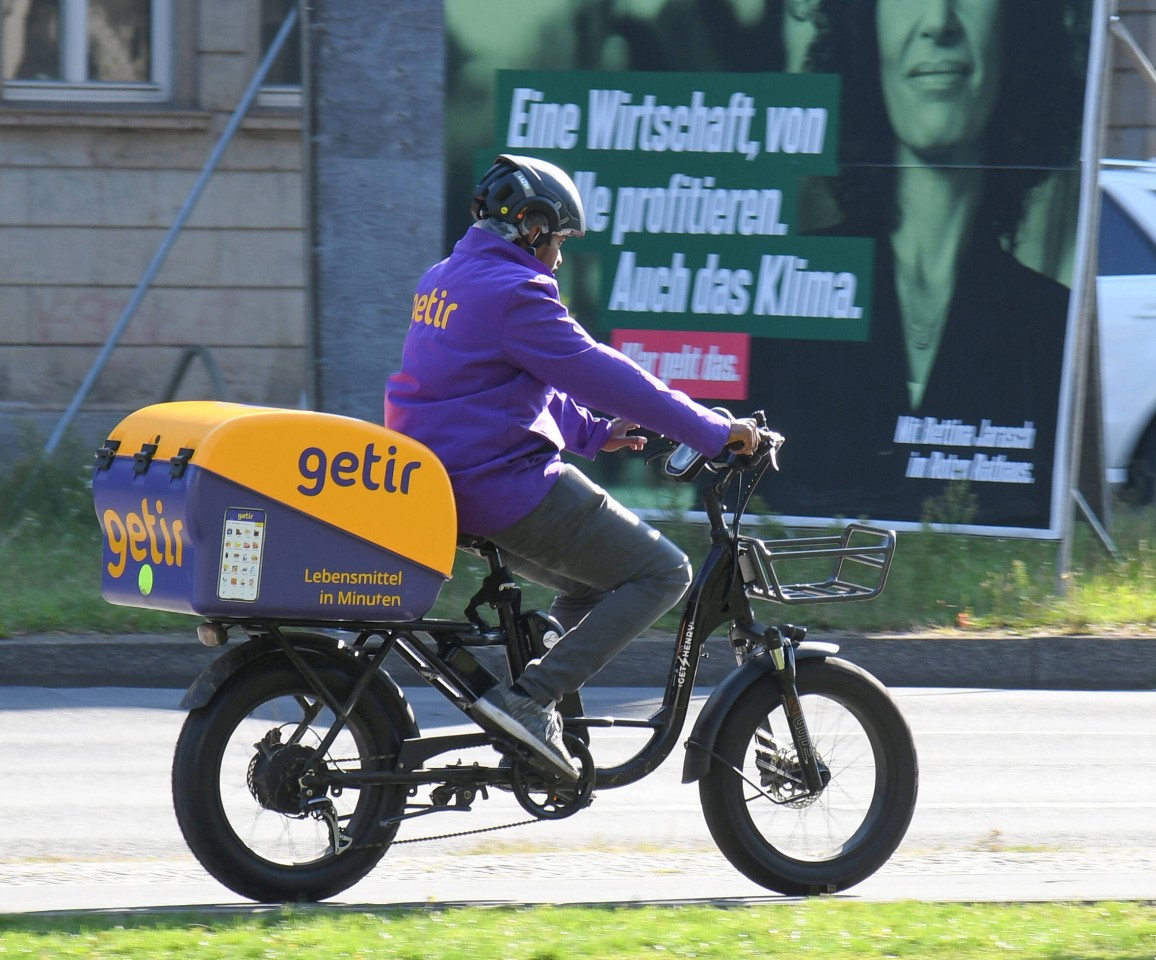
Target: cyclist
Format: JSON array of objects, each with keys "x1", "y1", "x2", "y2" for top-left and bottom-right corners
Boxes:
[{"x1": 387, "y1": 154, "x2": 757, "y2": 779}]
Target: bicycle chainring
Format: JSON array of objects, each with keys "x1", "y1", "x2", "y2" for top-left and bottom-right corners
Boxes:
[{"x1": 510, "y1": 734, "x2": 595, "y2": 820}]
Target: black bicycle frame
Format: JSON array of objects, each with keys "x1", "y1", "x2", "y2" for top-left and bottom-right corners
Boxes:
[{"x1": 217, "y1": 452, "x2": 810, "y2": 798}]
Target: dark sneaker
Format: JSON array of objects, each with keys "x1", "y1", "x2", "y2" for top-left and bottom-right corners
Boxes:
[{"x1": 471, "y1": 684, "x2": 580, "y2": 781}]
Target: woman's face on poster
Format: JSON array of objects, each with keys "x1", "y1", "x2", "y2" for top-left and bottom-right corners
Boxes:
[{"x1": 875, "y1": 0, "x2": 1002, "y2": 161}]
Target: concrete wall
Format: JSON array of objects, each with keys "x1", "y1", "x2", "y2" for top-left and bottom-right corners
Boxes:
[
  {"x1": 1, "y1": 0, "x2": 1155, "y2": 465},
  {"x1": 304, "y1": 0, "x2": 444, "y2": 424},
  {"x1": 0, "y1": 0, "x2": 307, "y2": 459}
]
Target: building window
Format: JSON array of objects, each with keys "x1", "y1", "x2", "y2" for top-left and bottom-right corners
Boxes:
[
  {"x1": 258, "y1": 0, "x2": 300, "y2": 109},
  {"x1": 2, "y1": 0, "x2": 171, "y2": 102}
]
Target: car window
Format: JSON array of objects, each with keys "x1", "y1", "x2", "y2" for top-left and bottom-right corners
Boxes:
[{"x1": 1099, "y1": 191, "x2": 1156, "y2": 276}]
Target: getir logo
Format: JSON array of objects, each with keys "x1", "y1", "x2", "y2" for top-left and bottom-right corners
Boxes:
[
  {"x1": 103, "y1": 498, "x2": 185, "y2": 577},
  {"x1": 411, "y1": 287, "x2": 458, "y2": 329},
  {"x1": 297, "y1": 442, "x2": 422, "y2": 496}
]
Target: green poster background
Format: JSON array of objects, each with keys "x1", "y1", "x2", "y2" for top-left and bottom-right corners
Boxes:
[{"x1": 444, "y1": 0, "x2": 1101, "y2": 535}]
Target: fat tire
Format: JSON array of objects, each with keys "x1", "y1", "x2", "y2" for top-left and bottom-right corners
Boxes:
[
  {"x1": 699, "y1": 657, "x2": 917, "y2": 895},
  {"x1": 172, "y1": 655, "x2": 406, "y2": 903}
]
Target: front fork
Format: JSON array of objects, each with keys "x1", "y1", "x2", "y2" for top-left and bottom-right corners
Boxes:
[{"x1": 729, "y1": 621, "x2": 828, "y2": 795}]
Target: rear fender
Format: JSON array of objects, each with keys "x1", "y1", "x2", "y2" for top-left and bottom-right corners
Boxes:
[
  {"x1": 179, "y1": 632, "x2": 419, "y2": 739},
  {"x1": 681, "y1": 641, "x2": 838, "y2": 783}
]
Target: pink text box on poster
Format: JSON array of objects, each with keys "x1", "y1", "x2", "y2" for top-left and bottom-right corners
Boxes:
[{"x1": 610, "y1": 329, "x2": 750, "y2": 401}]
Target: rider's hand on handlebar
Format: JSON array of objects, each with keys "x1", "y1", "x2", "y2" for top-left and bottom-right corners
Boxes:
[{"x1": 725, "y1": 418, "x2": 759, "y2": 456}]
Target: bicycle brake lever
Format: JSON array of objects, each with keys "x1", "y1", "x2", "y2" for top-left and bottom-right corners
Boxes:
[
  {"x1": 762, "y1": 430, "x2": 785, "y2": 471},
  {"x1": 644, "y1": 438, "x2": 676, "y2": 464}
]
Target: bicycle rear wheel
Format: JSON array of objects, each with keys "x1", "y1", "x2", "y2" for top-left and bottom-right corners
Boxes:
[{"x1": 172, "y1": 655, "x2": 407, "y2": 903}]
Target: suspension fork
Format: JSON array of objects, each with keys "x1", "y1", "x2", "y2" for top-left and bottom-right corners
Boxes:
[{"x1": 731, "y1": 620, "x2": 827, "y2": 794}]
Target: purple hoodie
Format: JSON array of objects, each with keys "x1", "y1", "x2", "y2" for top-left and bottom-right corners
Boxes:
[{"x1": 386, "y1": 226, "x2": 731, "y2": 536}]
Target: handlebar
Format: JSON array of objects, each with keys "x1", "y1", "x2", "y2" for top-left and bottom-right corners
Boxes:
[
  {"x1": 659, "y1": 410, "x2": 784, "y2": 483},
  {"x1": 747, "y1": 424, "x2": 785, "y2": 469}
]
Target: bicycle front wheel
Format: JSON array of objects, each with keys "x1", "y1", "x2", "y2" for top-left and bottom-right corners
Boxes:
[{"x1": 699, "y1": 656, "x2": 918, "y2": 895}]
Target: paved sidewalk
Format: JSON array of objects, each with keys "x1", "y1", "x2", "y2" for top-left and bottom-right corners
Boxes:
[{"x1": 3, "y1": 848, "x2": 1156, "y2": 914}]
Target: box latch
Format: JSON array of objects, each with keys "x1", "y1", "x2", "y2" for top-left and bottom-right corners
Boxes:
[
  {"x1": 93, "y1": 439, "x2": 121, "y2": 472},
  {"x1": 170, "y1": 447, "x2": 195, "y2": 479},
  {"x1": 133, "y1": 439, "x2": 160, "y2": 476}
]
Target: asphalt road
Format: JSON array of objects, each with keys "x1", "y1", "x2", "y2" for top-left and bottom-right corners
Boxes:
[{"x1": 1, "y1": 684, "x2": 1154, "y2": 913}]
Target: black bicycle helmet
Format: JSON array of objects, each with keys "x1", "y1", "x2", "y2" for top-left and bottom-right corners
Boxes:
[{"x1": 471, "y1": 154, "x2": 587, "y2": 239}]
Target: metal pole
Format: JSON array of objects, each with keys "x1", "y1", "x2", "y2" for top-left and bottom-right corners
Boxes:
[
  {"x1": 1057, "y1": 1, "x2": 1114, "y2": 590},
  {"x1": 1073, "y1": 488, "x2": 1119, "y2": 558},
  {"x1": 42, "y1": 5, "x2": 300, "y2": 457},
  {"x1": 1110, "y1": 14, "x2": 1156, "y2": 93}
]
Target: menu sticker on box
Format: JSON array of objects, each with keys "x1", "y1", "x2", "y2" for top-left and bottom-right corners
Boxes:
[{"x1": 218, "y1": 508, "x2": 266, "y2": 602}]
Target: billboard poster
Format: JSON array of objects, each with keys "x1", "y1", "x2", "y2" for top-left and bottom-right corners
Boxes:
[{"x1": 444, "y1": 0, "x2": 1105, "y2": 536}]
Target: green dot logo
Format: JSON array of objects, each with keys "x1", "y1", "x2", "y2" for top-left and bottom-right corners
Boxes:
[{"x1": 138, "y1": 564, "x2": 154, "y2": 596}]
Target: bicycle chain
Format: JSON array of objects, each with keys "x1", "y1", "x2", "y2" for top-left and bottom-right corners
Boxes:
[
  {"x1": 392, "y1": 817, "x2": 540, "y2": 846},
  {"x1": 326, "y1": 754, "x2": 541, "y2": 851},
  {"x1": 338, "y1": 807, "x2": 541, "y2": 854}
]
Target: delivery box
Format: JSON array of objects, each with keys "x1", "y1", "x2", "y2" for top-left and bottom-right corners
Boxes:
[{"x1": 92, "y1": 401, "x2": 457, "y2": 622}]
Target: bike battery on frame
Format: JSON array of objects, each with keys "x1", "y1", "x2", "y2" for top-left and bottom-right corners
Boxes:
[{"x1": 91, "y1": 401, "x2": 457, "y2": 621}]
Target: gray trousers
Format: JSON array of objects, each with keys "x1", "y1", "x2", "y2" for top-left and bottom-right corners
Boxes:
[{"x1": 486, "y1": 464, "x2": 692, "y2": 706}]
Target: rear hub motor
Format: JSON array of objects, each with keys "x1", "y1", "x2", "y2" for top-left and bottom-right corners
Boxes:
[{"x1": 247, "y1": 730, "x2": 318, "y2": 816}]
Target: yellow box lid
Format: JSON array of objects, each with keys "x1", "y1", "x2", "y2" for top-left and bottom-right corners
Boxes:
[{"x1": 104, "y1": 401, "x2": 457, "y2": 578}]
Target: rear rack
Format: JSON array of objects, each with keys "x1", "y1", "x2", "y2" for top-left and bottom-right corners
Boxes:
[{"x1": 737, "y1": 523, "x2": 896, "y2": 604}]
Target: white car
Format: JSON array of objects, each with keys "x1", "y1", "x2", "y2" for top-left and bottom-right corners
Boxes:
[{"x1": 1097, "y1": 160, "x2": 1156, "y2": 504}]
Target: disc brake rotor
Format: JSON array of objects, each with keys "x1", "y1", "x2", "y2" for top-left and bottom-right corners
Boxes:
[{"x1": 755, "y1": 725, "x2": 823, "y2": 808}]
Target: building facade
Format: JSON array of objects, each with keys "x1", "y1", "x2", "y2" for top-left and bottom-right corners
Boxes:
[
  {"x1": 1, "y1": 0, "x2": 1154, "y2": 461},
  {"x1": 1, "y1": 0, "x2": 305, "y2": 456}
]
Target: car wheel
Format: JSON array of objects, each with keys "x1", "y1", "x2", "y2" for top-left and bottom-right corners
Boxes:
[{"x1": 1125, "y1": 420, "x2": 1156, "y2": 505}]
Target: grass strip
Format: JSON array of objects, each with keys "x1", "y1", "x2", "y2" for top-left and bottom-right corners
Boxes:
[{"x1": 1, "y1": 901, "x2": 1154, "y2": 959}]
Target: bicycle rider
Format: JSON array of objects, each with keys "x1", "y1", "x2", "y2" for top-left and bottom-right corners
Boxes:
[{"x1": 386, "y1": 154, "x2": 758, "y2": 780}]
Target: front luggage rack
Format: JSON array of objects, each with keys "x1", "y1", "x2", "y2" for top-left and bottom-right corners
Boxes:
[{"x1": 737, "y1": 523, "x2": 896, "y2": 604}]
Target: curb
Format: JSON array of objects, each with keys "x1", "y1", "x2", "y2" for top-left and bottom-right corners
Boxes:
[{"x1": 1, "y1": 631, "x2": 1153, "y2": 691}]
